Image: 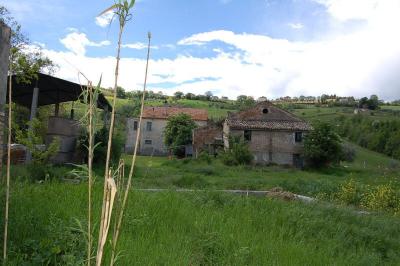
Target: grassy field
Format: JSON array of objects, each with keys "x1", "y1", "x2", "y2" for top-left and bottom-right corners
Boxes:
[
  {"x1": 290, "y1": 105, "x2": 400, "y2": 123},
  {"x1": 382, "y1": 105, "x2": 400, "y2": 110},
  {"x1": 2, "y1": 182, "x2": 400, "y2": 265},
  {"x1": 4, "y1": 100, "x2": 400, "y2": 264},
  {"x1": 120, "y1": 142, "x2": 399, "y2": 197}
]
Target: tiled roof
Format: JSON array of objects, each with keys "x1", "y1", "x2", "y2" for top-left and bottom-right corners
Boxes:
[
  {"x1": 226, "y1": 119, "x2": 312, "y2": 131},
  {"x1": 226, "y1": 101, "x2": 312, "y2": 131},
  {"x1": 142, "y1": 106, "x2": 208, "y2": 121}
]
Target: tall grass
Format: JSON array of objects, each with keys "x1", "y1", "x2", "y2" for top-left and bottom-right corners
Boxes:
[
  {"x1": 96, "y1": 1, "x2": 136, "y2": 265},
  {"x1": 2, "y1": 182, "x2": 400, "y2": 265},
  {"x1": 110, "y1": 31, "x2": 151, "y2": 265}
]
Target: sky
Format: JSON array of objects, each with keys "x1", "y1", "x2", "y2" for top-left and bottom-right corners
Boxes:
[{"x1": 1, "y1": 0, "x2": 400, "y2": 100}]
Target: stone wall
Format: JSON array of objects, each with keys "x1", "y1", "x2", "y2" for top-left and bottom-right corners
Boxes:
[
  {"x1": 0, "y1": 22, "x2": 11, "y2": 169},
  {"x1": 224, "y1": 126, "x2": 306, "y2": 167}
]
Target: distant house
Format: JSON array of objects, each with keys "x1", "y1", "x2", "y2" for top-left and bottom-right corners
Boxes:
[
  {"x1": 125, "y1": 106, "x2": 208, "y2": 156},
  {"x1": 223, "y1": 101, "x2": 312, "y2": 167},
  {"x1": 257, "y1": 96, "x2": 268, "y2": 102}
]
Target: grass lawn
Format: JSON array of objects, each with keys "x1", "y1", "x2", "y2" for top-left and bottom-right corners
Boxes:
[
  {"x1": 2, "y1": 182, "x2": 400, "y2": 265},
  {"x1": 120, "y1": 141, "x2": 399, "y2": 198},
  {"x1": 382, "y1": 105, "x2": 400, "y2": 110}
]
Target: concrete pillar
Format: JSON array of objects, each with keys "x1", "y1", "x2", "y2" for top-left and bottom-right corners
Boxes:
[
  {"x1": 0, "y1": 22, "x2": 11, "y2": 172},
  {"x1": 29, "y1": 87, "x2": 40, "y2": 121}
]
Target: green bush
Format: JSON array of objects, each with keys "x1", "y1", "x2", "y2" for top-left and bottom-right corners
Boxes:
[
  {"x1": 198, "y1": 151, "x2": 212, "y2": 164},
  {"x1": 336, "y1": 179, "x2": 361, "y2": 205},
  {"x1": 340, "y1": 143, "x2": 356, "y2": 162},
  {"x1": 13, "y1": 219, "x2": 86, "y2": 265},
  {"x1": 361, "y1": 184, "x2": 400, "y2": 213},
  {"x1": 77, "y1": 126, "x2": 123, "y2": 164},
  {"x1": 304, "y1": 121, "x2": 342, "y2": 168},
  {"x1": 220, "y1": 136, "x2": 252, "y2": 166}
]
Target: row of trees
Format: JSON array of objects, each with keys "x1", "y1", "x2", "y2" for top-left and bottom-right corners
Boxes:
[{"x1": 338, "y1": 115, "x2": 400, "y2": 159}]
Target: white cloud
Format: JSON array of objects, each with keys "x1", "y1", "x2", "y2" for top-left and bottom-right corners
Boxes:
[
  {"x1": 60, "y1": 32, "x2": 110, "y2": 56},
  {"x1": 95, "y1": 10, "x2": 114, "y2": 28},
  {"x1": 122, "y1": 42, "x2": 159, "y2": 50},
  {"x1": 288, "y1": 23, "x2": 304, "y2": 29},
  {"x1": 43, "y1": 0, "x2": 400, "y2": 100}
]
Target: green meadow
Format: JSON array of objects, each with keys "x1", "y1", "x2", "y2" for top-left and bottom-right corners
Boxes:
[{"x1": 2, "y1": 181, "x2": 400, "y2": 265}]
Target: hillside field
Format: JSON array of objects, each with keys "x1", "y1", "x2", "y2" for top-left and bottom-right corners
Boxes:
[{"x1": 3, "y1": 100, "x2": 400, "y2": 264}]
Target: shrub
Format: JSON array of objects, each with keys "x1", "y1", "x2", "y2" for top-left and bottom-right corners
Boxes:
[
  {"x1": 304, "y1": 121, "x2": 342, "y2": 168},
  {"x1": 220, "y1": 136, "x2": 252, "y2": 166},
  {"x1": 336, "y1": 179, "x2": 361, "y2": 205},
  {"x1": 77, "y1": 126, "x2": 122, "y2": 164},
  {"x1": 15, "y1": 118, "x2": 60, "y2": 164},
  {"x1": 164, "y1": 113, "x2": 197, "y2": 157},
  {"x1": 198, "y1": 151, "x2": 212, "y2": 164},
  {"x1": 361, "y1": 184, "x2": 400, "y2": 213},
  {"x1": 340, "y1": 143, "x2": 356, "y2": 162}
]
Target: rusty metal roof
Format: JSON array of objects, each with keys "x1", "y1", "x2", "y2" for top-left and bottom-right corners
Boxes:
[{"x1": 143, "y1": 106, "x2": 208, "y2": 121}]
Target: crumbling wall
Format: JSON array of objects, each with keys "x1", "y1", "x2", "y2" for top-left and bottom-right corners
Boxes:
[{"x1": 0, "y1": 22, "x2": 11, "y2": 169}]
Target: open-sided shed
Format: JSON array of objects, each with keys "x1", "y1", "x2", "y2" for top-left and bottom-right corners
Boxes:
[{"x1": 6, "y1": 73, "x2": 112, "y2": 164}]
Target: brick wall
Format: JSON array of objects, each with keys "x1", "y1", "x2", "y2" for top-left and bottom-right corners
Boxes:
[{"x1": 193, "y1": 126, "x2": 223, "y2": 156}]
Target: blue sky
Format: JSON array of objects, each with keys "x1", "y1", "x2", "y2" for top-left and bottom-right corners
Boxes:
[{"x1": 2, "y1": 0, "x2": 400, "y2": 100}]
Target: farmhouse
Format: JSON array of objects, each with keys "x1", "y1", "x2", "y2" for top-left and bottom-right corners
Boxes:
[
  {"x1": 125, "y1": 106, "x2": 208, "y2": 156},
  {"x1": 223, "y1": 101, "x2": 312, "y2": 167}
]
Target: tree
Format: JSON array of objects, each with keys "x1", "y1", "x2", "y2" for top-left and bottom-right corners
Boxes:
[
  {"x1": 174, "y1": 91, "x2": 183, "y2": 99},
  {"x1": 185, "y1": 92, "x2": 195, "y2": 100},
  {"x1": 164, "y1": 113, "x2": 197, "y2": 157},
  {"x1": 359, "y1": 95, "x2": 379, "y2": 110},
  {"x1": 116, "y1": 86, "x2": 126, "y2": 99},
  {"x1": 205, "y1": 91, "x2": 213, "y2": 101},
  {"x1": 236, "y1": 95, "x2": 255, "y2": 107},
  {"x1": 1, "y1": 6, "x2": 56, "y2": 82},
  {"x1": 304, "y1": 121, "x2": 342, "y2": 167}
]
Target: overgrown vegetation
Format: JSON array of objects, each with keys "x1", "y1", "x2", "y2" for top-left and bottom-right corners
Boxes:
[
  {"x1": 164, "y1": 113, "x2": 197, "y2": 157},
  {"x1": 304, "y1": 121, "x2": 342, "y2": 168},
  {"x1": 338, "y1": 115, "x2": 400, "y2": 160},
  {"x1": 2, "y1": 184, "x2": 400, "y2": 265},
  {"x1": 220, "y1": 136, "x2": 253, "y2": 166}
]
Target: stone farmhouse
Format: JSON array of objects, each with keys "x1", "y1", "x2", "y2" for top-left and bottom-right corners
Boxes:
[
  {"x1": 223, "y1": 101, "x2": 312, "y2": 167},
  {"x1": 125, "y1": 106, "x2": 208, "y2": 156}
]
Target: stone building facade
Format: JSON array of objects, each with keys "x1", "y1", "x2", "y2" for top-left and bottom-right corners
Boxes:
[
  {"x1": 0, "y1": 22, "x2": 11, "y2": 168},
  {"x1": 223, "y1": 101, "x2": 312, "y2": 167},
  {"x1": 125, "y1": 106, "x2": 208, "y2": 156}
]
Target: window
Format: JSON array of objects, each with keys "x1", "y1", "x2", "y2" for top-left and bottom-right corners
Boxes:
[
  {"x1": 295, "y1": 132, "x2": 302, "y2": 142},
  {"x1": 262, "y1": 108, "x2": 269, "y2": 114},
  {"x1": 144, "y1": 139, "x2": 152, "y2": 145},
  {"x1": 244, "y1": 130, "x2": 252, "y2": 141},
  {"x1": 133, "y1": 121, "x2": 138, "y2": 131},
  {"x1": 146, "y1": 121, "x2": 152, "y2": 131}
]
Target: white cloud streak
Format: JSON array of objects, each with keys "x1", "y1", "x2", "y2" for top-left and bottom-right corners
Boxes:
[
  {"x1": 122, "y1": 42, "x2": 159, "y2": 50},
  {"x1": 60, "y1": 32, "x2": 110, "y2": 56},
  {"x1": 288, "y1": 23, "x2": 304, "y2": 29},
  {"x1": 95, "y1": 10, "x2": 114, "y2": 28},
  {"x1": 45, "y1": 0, "x2": 400, "y2": 100}
]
